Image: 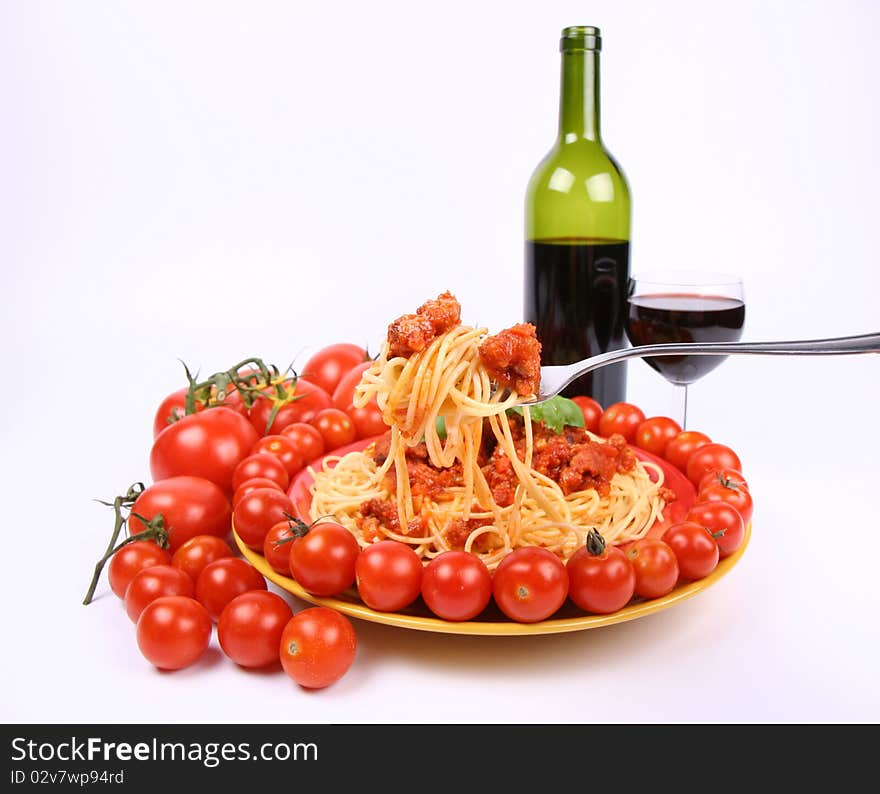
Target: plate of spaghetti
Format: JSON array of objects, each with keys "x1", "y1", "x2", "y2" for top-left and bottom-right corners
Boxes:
[{"x1": 233, "y1": 291, "x2": 751, "y2": 635}]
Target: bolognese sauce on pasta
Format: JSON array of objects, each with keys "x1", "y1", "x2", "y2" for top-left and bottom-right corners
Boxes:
[{"x1": 309, "y1": 292, "x2": 674, "y2": 570}]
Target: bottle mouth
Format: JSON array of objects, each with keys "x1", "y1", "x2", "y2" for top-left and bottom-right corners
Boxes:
[{"x1": 560, "y1": 25, "x2": 601, "y2": 52}]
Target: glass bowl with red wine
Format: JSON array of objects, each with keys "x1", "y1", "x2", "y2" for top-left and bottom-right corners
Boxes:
[{"x1": 625, "y1": 272, "x2": 745, "y2": 427}]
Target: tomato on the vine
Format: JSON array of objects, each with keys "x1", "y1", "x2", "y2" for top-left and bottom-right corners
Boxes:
[
  {"x1": 279, "y1": 608, "x2": 357, "y2": 689},
  {"x1": 195, "y1": 558, "x2": 267, "y2": 621},
  {"x1": 150, "y1": 408, "x2": 259, "y2": 494},
  {"x1": 627, "y1": 539, "x2": 679, "y2": 598},
  {"x1": 263, "y1": 521, "x2": 301, "y2": 574},
  {"x1": 492, "y1": 546, "x2": 569, "y2": 623},
  {"x1": 289, "y1": 522, "x2": 360, "y2": 596},
  {"x1": 107, "y1": 541, "x2": 171, "y2": 599},
  {"x1": 302, "y1": 344, "x2": 368, "y2": 397},
  {"x1": 355, "y1": 540, "x2": 423, "y2": 612},
  {"x1": 232, "y1": 488, "x2": 294, "y2": 549},
  {"x1": 218, "y1": 591, "x2": 293, "y2": 669},
  {"x1": 152, "y1": 385, "x2": 249, "y2": 439},
  {"x1": 127, "y1": 476, "x2": 232, "y2": 554},
  {"x1": 661, "y1": 522, "x2": 719, "y2": 580},
  {"x1": 136, "y1": 596, "x2": 212, "y2": 671},
  {"x1": 634, "y1": 416, "x2": 682, "y2": 457},
  {"x1": 124, "y1": 565, "x2": 195, "y2": 623},
  {"x1": 251, "y1": 435, "x2": 303, "y2": 478},
  {"x1": 698, "y1": 468, "x2": 749, "y2": 495},
  {"x1": 248, "y1": 378, "x2": 332, "y2": 436},
  {"x1": 279, "y1": 423, "x2": 326, "y2": 464},
  {"x1": 598, "y1": 402, "x2": 646, "y2": 442},
  {"x1": 570, "y1": 396, "x2": 602, "y2": 434},
  {"x1": 664, "y1": 430, "x2": 712, "y2": 473},
  {"x1": 685, "y1": 443, "x2": 743, "y2": 488},
  {"x1": 421, "y1": 551, "x2": 492, "y2": 621},
  {"x1": 171, "y1": 535, "x2": 233, "y2": 582},
  {"x1": 697, "y1": 481, "x2": 754, "y2": 524},
  {"x1": 231, "y1": 453, "x2": 289, "y2": 493},
  {"x1": 686, "y1": 502, "x2": 745, "y2": 559},
  {"x1": 566, "y1": 531, "x2": 636, "y2": 614},
  {"x1": 310, "y1": 408, "x2": 357, "y2": 450}
]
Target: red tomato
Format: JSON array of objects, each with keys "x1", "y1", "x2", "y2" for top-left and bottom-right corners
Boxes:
[
  {"x1": 279, "y1": 422, "x2": 326, "y2": 464},
  {"x1": 128, "y1": 476, "x2": 232, "y2": 554},
  {"x1": 289, "y1": 523, "x2": 360, "y2": 596},
  {"x1": 355, "y1": 541, "x2": 423, "y2": 612},
  {"x1": 686, "y1": 502, "x2": 745, "y2": 559},
  {"x1": 566, "y1": 535, "x2": 636, "y2": 614},
  {"x1": 570, "y1": 396, "x2": 602, "y2": 433},
  {"x1": 686, "y1": 444, "x2": 743, "y2": 488},
  {"x1": 302, "y1": 344, "x2": 368, "y2": 396},
  {"x1": 421, "y1": 551, "x2": 492, "y2": 621},
  {"x1": 664, "y1": 430, "x2": 712, "y2": 473},
  {"x1": 124, "y1": 565, "x2": 194, "y2": 622},
  {"x1": 263, "y1": 521, "x2": 301, "y2": 574},
  {"x1": 232, "y1": 477, "x2": 283, "y2": 507},
  {"x1": 627, "y1": 539, "x2": 679, "y2": 598},
  {"x1": 310, "y1": 408, "x2": 357, "y2": 450},
  {"x1": 232, "y1": 488, "x2": 294, "y2": 550},
  {"x1": 218, "y1": 591, "x2": 293, "y2": 669},
  {"x1": 150, "y1": 408, "x2": 259, "y2": 493},
  {"x1": 231, "y1": 453, "x2": 289, "y2": 493},
  {"x1": 279, "y1": 608, "x2": 357, "y2": 689},
  {"x1": 332, "y1": 361, "x2": 372, "y2": 411},
  {"x1": 661, "y1": 522, "x2": 720, "y2": 580},
  {"x1": 492, "y1": 547, "x2": 569, "y2": 623},
  {"x1": 698, "y1": 468, "x2": 749, "y2": 494},
  {"x1": 195, "y1": 558, "x2": 267, "y2": 621},
  {"x1": 598, "y1": 402, "x2": 646, "y2": 442},
  {"x1": 347, "y1": 403, "x2": 387, "y2": 439},
  {"x1": 136, "y1": 596, "x2": 212, "y2": 670},
  {"x1": 107, "y1": 541, "x2": 171, "y2": 599},
  {"x1": 152, "y1": 385, "x2": 249, "y2": 439},
  {"x1": 171, "y1": 535, "x2": 233, "y2": 582},
  {"x1": 634, "y1": 416, "x2": 682, "y2": 457},
  {"x1": 248, "y1": 378, "x2": 332, "y2": 436},
  {"x1": 697, "y1": 482, "x2": 754, "y2": 524},
  {"x1": 251, "y1": 435, "x2": 303, "y2": 478}
]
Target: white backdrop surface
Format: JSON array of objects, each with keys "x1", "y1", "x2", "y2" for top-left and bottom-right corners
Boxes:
[{"x1": 1, "y1": 0, "x2": 878, "y2": 723}]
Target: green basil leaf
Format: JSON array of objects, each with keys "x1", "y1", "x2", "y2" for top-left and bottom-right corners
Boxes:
[
  {"x1": 435, "y1": 415, "x2": 447, "y2": 440},
  {"x1": 508, "y1": 396, "x2": 585, "y2": 434}
]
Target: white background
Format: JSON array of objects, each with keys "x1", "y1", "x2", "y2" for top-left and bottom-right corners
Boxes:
[{"x1": 2, "y1": 0, "x2": 878, "y2": 723}]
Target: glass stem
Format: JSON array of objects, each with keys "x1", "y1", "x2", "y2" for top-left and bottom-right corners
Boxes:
[{"x1": 680, "y1": 383, "x2": 689, "y2": 430}]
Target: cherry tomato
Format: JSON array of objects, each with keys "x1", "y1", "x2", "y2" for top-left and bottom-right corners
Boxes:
[
  {"x1": 232, "y1": 477, "x2": 283, "y2": 507},
  {"x1": 124, "y1": 565, "x2": 195, "y2": 622},
  {"x1": 263, "y1": 521, "x2": 300, "y2": 575},
  {"x1": 107, "y1": 541, "x2": 171, "y2": 599},
  {"x1": 310, "y1": 408, "x2": 357, "y2": 450},
  {"x1": 661, "y1": 522, "x2": 720, "y2": 580},
  {"x1": 566, "y1": 534, "x2": 636, "y2": 614},
  {"x1": 332, "y1": 361, "x2": 372, "y2": 411},
  {"x1": 627, "y1": 539, "x2": 679, "y2": 598},
  {"x1": 136, "y1": 596, "x2": 212, "y2": 670},
  {"x1": 664, "y1": 430, "x2": 712, "y2": 473},
  {"x1": 347, "y1": 403, "x2": 387, "y2": 439},
  {"x1": 698, "y1": 468, "x2": 749, "y2": 495},
  {"x1": 279, "y1": 607, "x2": 357, "y2": 689},
  {"x1": 251, "y1": 435, "x2": 303, "y2": 478},
  {"x1": 598, "y1": 402, "x2": 646, "y2": 442},
  {"x1": 233, "y1": 488, "x2": 294, "y2": 550},
  {"x1": 152, "y1": 385, "x2": 249, "y2": 439},
  {"x1": 492, "y1": 547, "x2": 569, "y2": 623},
  {"x1": 686, "y1": 443, "x2": 743, "y2": 488},
  {"x1": 686, "y1": 502, "x2": 745, "y2": 559},
  {"x1": 195, "y1": 557, "x2": 267, "y2": 621},
  {"x1": 634, "y1": 416, "x2": 682, "y2": 457},
  {"x1": 421, "y1": 551, "x2": 492, "y2": 621},
  {"x1": 302, "y1": 343, "x2": 368, "y2": 396},
  {"x1": 171, "y1": 535, "x2": 233, "y2": 582},
  {"x1": 571, "y1": 396, "x2": 602, "y2": 434},
  {"x1": 697, "y1": 482, "x2": 754, "y2": 524},
  {"x1": 231, "y1": 453, "x2": 289, "y2": 493},
  {"x1": 355, "y1": 541, "x2": 423, "y2": 612},
  {"x1": 150, "y1": 408, "x2": 259, "y2": 493},
  {"x1": 248, "y1": 378, "x2": 332, "y2": 436},
  {"x1": 218, "y1": 591, "x2": 293, "y2": 669},
  {"x1": 279, "y1": 422, "x2": 326, "y2": 464},
  {"x1": 127, "y1": 476, "x2": 232, "y2": 554},
  {"x1": 289, "y1": 522, "x2": 360, "y2": 596}
]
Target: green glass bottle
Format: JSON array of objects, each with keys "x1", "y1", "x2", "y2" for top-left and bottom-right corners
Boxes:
[{"x1": 524, "y1": 25, "x2": 631, "y2": 406}]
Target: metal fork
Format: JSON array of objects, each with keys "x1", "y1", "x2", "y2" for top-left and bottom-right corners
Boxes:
[{"x1": 518, "y1": 332, "x2": 880, "y2": 405}]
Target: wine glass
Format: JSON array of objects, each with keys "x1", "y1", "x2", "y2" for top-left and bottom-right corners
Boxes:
[{"x1": 625, "y1": 271, "x2": 745, "y2": 428}]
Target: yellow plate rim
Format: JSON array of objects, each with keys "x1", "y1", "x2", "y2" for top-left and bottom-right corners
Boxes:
[{"x1": 233, "y1": 522, "x2": 751, "y2": 636}]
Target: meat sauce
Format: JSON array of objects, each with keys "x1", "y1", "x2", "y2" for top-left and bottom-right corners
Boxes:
[
  {"x1": 387, "y1": 291, "x2": 462, "y2": 358},
  {"x1": 477, "y1": 322, "x2": 542, "y2": 396}
]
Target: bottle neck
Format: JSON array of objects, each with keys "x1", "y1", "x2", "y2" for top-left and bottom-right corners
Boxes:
[{"x1": 558, "y1": 49, "x2": 600, "y2": 143}]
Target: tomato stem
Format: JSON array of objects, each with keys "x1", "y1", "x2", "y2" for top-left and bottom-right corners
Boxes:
[
  {"x1": 586, "y1": 529, "x2": 607, "y2": 556},
  {"x1": 176, "y1": 357, "x2": 282, "y2": 422}
]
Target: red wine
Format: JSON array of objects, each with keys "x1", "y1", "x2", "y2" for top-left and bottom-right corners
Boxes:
[
  {"x1": 525, "y1": 238, "x2": 629, "y2": 406},
  {"x1": 625, "y1": 293, "x2": 746, "y2": 384}
]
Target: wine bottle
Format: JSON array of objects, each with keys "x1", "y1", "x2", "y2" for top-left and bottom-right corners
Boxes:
[{"x1": 524, "y1": 25, "x2": 631, "y2": 407}]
